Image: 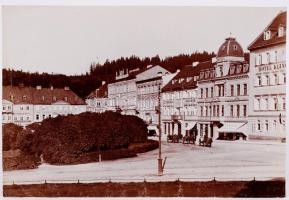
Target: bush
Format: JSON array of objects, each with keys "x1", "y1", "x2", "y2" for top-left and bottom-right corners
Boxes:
[
  {"x1": 21, "y1": 112, "x2": 149, "y2": 164},
  {"x1": 3, "y1": 123, "x2": 26, "y2": 151}
]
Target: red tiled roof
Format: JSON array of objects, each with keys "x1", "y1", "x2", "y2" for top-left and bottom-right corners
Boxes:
[
  {"x1": 3, "y1": 86, "x2": 86, "y2": 105},
  {"x1": 248, "y1": 11, "x2": 286, "y2": 50},
  {"x1": 162, "y1": 61, "x2": 213, "y2": 92},
  {"x1": 86, "y1": 84, "x2": 108, "y2": 99},
  {"x1": 217, "y1": 37, "x2": 244, "y2": 58}
]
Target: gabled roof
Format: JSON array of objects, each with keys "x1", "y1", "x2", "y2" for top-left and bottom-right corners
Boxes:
[
  {"x1": 162, "y1": 61, "x2": 213, "y2": 92},
  {"x1": 248, "y1": 11, "x2": 286, "y2": 50},
  {"x1": 86, "y1": 83, "x2": 108, "y2": 99},
  {"x1": 3, "y1": 86, "x2": 86, "y2": 105}
]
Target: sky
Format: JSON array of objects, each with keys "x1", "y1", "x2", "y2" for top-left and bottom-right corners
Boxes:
[{"x1": 2, "y1": 6, "x2": 285, "y2": 75}]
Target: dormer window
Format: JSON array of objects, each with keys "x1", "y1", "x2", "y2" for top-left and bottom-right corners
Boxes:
[
  {"x1": 278, "y1": 26, "x2": 285, "y2": 37},
  {"x1": 264, "y1": 30, "x2": 271, "y2": 40},
  {"x1": 22, "y1": 95, "x2": 27, "y2": 100},
  {"x1": 42, "y1": 96, "x2": 45, "y2": 101},
  {"x1": 53, "y1": 96, "x2": 57, "y2": 101},
  {"x1": 233, "y1": 45, "x2": 238, "y2": 50},
  {"x1": 64, "y1": 96, "x2": 68, "y2": 101}
]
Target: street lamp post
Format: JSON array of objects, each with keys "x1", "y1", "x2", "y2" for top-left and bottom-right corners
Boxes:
[
  {"x1": 157, "y1": 81, "x2": 163, "y2": 176},
  {"x1": 156, "y1": 71, "x2": 166, "y2": 176}
]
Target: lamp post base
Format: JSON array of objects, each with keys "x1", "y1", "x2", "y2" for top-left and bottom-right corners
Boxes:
[{"x1": 158, "y1": 158, "x2": 163, "y2": 176}]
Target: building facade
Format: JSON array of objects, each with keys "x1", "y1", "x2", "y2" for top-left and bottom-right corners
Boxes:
[
  {"x1": 2, "y1": 85, "x2": 87, "y2": 126},
  {"x1": 247, "y1": 11, "x2": 286, "y2": 140},
  {"x1": 197, "y1": 37, "x2": 250, "y2": 140},
  {"x1": 107, "y1": 65, "x2": 171, "y2": 116},
  {"x1": 86, "y1": 82, "x2": 108, "y2": 113},
  {"x1": 161, "y1": 62, "x2": 208, "y2": 138}
]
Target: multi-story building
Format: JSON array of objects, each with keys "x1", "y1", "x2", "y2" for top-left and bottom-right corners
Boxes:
[
  {"x1": 161, "y1": 62, "x2": 209, "y2": 138},
  {"x1": 2, "y1": 85, "x2": 86, "y2": 126},
  {"x1": 86, "y1": 81, "x2": 108, "y2": 113},
  {"x1": 197, "y1": 37, "x2": 250, "y2": 140},
  {"x1": 247, "y1": 11, "x2": 286, "y2": 140},
  {"x1": 136, "y1": 68, "x2": 176, "y2": 134},
  {"x1": 107, "y1": 65, "x2": 171, "y2": 115}
]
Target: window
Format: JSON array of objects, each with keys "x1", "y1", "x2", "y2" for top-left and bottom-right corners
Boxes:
[
  {"x1": 283, "y1": 73, "x2": 286, "y2": 84},
  {"x1": 233, "y1": 45, "x2": 238, "y2": 50},
  {"x1": 237, "y1": 105, "x2": 240, "y2": 117},
  {"x1": 20, "y1": 107, "x2": 23, "y2": 110},
  {"x1": 243, "y1": 105, "x2": 247, "y2": 116},
  {"x1": 265, "y1": 99, "x2": 269, "y2": 110},
  {"x1": 221, "y1": 105, "x2": 224, "y2": 116},
  {"x1": 257, "y1": 76, "x2": 262, "y2": 86},
  {"x1": 3, "y1": 106, "x2": 5, "y2": 111},
  {"x1": 274, "y1": 98, "x2": 278, "y2": 110},
  {"x1": 273, "y1": 120, "x2": 277, "y2": 128},
  {"x1": 244, "y1": 84, "x2": 247, "y2": 95},
  {"x1": 42, "y1": 114, "x2": 45, "y2": 119},
  {"x1": 213, "y1": 105, "x2": 216, "y2": 117},
  {"x1": 36, "y1": 114, "x2": 39, "y2": 120},
  {"x1": 200, "y1": 106, "x2": 203, "y2": 117},
  {"x1": 264, "y1": 30, "x2": 271, "y2": 40},
  {"x1": 20, "y1": 117, "x2": 23, "y2": 121},
  {"x1": 283, "y1": 98, "x2": 286, "y2": 110},
  {"x1": 231, "y1": 85, "x2": 234, "y2": 96},
  {"x1": 205, "y1": 106, "x2": 208, "y2": 117},
  {"x1": 258, "y1": 54, "x2": 262, "y2": 65},
  {"x1": 237, "y1": 84, "x2": 240, "y2": 96},
  {"x1": 42, "y1": 96, "x2": 45, "y2": 101},
  {"x1": 211, "y1": 87, "x2": 214, "y2": 97},
  {"x1": 265, "y1": 75, "x2": 270, "y2": 85},
  {"x1": 278, "y1": 26, "x2": 285, "y2": 37},
  {"x1": 201, "y1": 89, "x2": 203, "y2": 98},
  {"x1": 230, "y1": 105, "x2": 234, "y2": 117},
  {"x1": 265, "y1": 120, "x2": 269, "y2": 131},
  {"x1": 26, "y1": 116, "x2": 29, "y2": 121},
  {"x1": 257, "y1": 99, "x2": 261, "y2": 110},
  {"x1": 206, "y1": 88, "x2": 208, "y2": 98},
  {"x1": 274, "y1": 74, "x2": 279, "y2": 85},
  {"x1": 26, "y1": 106, "x2": 29, "y2": 110},
  {"x1": 266, "y1": 52, "x2": 270, "y2": 64},
  {"x1": 64, "y1": 96, "x2": 68, "y2": 101},
  {"x1": 53, "y1": 96, "x2": 57, "y2": 101},
  {"x1": 22, "y1": 95, "x2": 27, "y2": 100},
  {"x1": 216, "y1": 105, "x2": 220, "y2": 117},
  {"x1": 48, "y1": 114, "x2": 52, "y2": 118},
  {"x1": 257, "y1": 121, "x2": 261, "y2": 131},
  {"x1": 220, "y1": 66, "x2": 223, "y2": 76}
]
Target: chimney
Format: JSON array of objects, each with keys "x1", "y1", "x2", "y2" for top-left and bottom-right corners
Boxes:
[
  {"x1": 102, "y1": 81, "x2": 106, "y2": 85},
  {"x1": 212, "y1": 57, "x2": 217, "y2": 63},
  {"x1": 64, "y1": 86, "x2": 70, "y2": 91},
  {"x1": 36, "y1": 85, "x2": 42, "y2": 90},
  {"x1": 192, "y1": 62, "x2": 199, "y2": 67}
]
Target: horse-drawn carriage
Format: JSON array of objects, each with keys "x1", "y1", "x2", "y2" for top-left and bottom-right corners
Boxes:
[
  {"x1": 167, "y1": 134, "x2": 183, "y2": 143},
  {"x1": 182, "y1": 135, "x2": 196, "y2": 144},
  {"x1": 198, "y1": 135, "x2": 213, "y2": 147}
]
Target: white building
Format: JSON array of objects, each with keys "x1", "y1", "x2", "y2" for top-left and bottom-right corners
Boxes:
[
  {"x1": 247, "y1": 11, "x2": 286, "y2": 140},
  {"x1": 107, "y1": 65, "x2": 171, "y2": 115},
  {"x1": 2, "y1": 85, "x2": 87, "y2": 126},
  {"x1": 197, "y1": 37, "x2": 250, "y2": 140},
  {"x1": 136, "y1": 66, "x2": 176, "y2": 134},
  {"x1": 161, "y1": 62, "x2": 207, "y2": 138},
  {"x1": 85, "y1": 81, "x2": 108, "y2": 113}
]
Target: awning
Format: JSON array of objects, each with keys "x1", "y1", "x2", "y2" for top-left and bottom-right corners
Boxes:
[
  {"x1": 186, "y1": 122, "x2": 197, "y2": 130},
  {"x1": 218, "y1": 122, "x2": 247, "y2": 134}
]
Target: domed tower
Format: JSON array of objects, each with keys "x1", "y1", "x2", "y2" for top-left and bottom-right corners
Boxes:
[
  {"x1": 217, "y1": 37, "x2": 244, "y2": 62},
  {"x1": 215, "y1": 37, "x2": 245, "y2": 78}
]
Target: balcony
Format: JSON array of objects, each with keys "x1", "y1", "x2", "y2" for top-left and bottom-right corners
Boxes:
[{"x1": 171, "y1": 115, "x2": 184, "y2": 121}]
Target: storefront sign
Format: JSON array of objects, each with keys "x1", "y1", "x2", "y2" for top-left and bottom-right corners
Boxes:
[{"x1": 258, "y1": 63, "x2": 286, "y2": 72}]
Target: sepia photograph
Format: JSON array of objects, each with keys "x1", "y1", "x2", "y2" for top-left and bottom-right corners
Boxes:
[{"x1": 1, "y1": 1, "x2": 287, "y2": 198}]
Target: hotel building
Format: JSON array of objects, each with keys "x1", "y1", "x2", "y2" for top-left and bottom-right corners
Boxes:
[{"x1": 247, "y1": 11, "x2": 286, "y2": 140}]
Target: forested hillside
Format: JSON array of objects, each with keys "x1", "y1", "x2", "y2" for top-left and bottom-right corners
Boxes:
[{"x1": 3, "y1": 52, "x2": 215, "y2": 98}]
